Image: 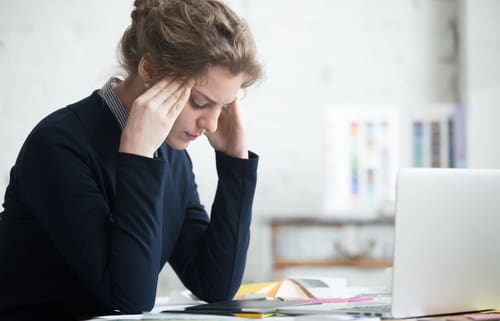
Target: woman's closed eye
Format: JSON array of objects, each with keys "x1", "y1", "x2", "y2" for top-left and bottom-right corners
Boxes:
[
  {"x1": 189, "y1": 96, "x2": 210, "y2": 109},
  {"x1": 189, "y1": 95, "x2": 231, "y2": 111}
]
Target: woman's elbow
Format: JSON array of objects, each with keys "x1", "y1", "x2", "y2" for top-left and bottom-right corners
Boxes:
[
  {"x1": 112, "y1": 294, "x2": 155, "y2": 314},
  {"x1": 196, "y1": 283, "x2": 237, "y2": 303}
]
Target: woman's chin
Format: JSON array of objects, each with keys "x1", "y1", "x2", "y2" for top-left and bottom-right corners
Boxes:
[{"x1": 165, "y1": 138, "x2": 189, "y2": 150}]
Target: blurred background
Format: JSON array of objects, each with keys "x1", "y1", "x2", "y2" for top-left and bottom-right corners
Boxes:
[{"x1": 1, "y1": 0, "x2": 499, "y2": 296}]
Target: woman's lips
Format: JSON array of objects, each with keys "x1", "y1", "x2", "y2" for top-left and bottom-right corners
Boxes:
[{"x1": 185, "y1": 132, "x2": 200, "y2": 141}]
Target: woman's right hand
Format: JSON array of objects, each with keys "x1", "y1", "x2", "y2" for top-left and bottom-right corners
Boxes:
[{"x1": 119, "y1": 77, "x2": 193, "y2": 158}]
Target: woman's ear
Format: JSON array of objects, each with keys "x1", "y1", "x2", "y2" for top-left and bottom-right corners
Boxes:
[{"x1": 138, "y1": 54, "x2": 154, "y2": 85}]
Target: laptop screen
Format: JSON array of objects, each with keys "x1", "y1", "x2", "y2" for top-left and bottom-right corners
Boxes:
[{"x1": 391, "y1": 168, "x2": 500, "y2": 318}]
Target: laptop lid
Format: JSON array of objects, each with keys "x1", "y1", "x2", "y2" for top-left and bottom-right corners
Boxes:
[{"x1": 391, "y1": 168, "x2": 500, "y2": 318}]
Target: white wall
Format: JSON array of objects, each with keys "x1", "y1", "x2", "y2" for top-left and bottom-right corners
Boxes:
[
  {"x1": 215, "y1": 0, "x2": 459, "y2": 287},
  {"x1": 0, "y1": 0, "x2": 497, "y2": 296},
  {"x1": 0, "y1": 0, "x2": 132, "y2": 189},
  {"x1": 460, "y1": 0, "x2": 500, "y2": 168}
]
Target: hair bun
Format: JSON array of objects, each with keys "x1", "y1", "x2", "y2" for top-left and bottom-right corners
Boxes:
[
  {"x1": 132, "y1": 0, "x2": 160, "y2": 23},
  {"x1": 119, "y1": 0, "x2": 262, "y2": 87}
]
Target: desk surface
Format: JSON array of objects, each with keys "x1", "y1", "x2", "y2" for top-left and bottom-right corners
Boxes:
[{"x1": 86, "y1": 299, "x2": 500, "y2": 321}]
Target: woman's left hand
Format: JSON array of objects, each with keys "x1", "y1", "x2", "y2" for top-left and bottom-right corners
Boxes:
[{"x1": 205, "y1": 100, "x2": 248, "y2": 159}]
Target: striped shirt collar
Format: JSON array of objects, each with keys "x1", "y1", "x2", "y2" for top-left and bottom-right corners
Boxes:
[{"x1": 98, "y1": 77, "x2": 128, "y2": 130}]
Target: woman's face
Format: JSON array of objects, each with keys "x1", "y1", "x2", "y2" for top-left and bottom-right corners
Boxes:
[{"x1": 166, "y1": 66, "x2": 245, "y2": 149}]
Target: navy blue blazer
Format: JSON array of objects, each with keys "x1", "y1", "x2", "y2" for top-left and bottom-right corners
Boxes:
[{"x1": 0, "y1": 91, "x2": 258, "y2": 319}]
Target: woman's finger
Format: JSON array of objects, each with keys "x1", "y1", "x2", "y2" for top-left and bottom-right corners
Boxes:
[
  {"x1": 137, "y1": 77, "x2": 173, "y2": 101},
  {"x1": 159, "y1": 79, "x2": 194, "y2": 112},
  {"x1": 167, "y1": 86, "x2": 192, "y2": 118},
  {"x1": 148, "y1": 77, "x2": 187, "y2": 106}
]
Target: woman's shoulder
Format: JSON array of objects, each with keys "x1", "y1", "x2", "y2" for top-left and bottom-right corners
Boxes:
[{"x1": 25, "y1": 91, "x2": 113, "y2": 148}]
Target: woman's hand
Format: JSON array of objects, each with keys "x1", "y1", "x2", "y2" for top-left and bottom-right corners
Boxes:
[
  {"x1": 205, "y1": 100, "x2": 248, "y2": 159},
  {"x1": 119, "y1": 78, "x2": 194, "y2": 158}
]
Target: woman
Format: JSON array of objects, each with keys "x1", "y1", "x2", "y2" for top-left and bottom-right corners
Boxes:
[{"x1": 0, "y1": 0, "x2": 262, "y2": 319}]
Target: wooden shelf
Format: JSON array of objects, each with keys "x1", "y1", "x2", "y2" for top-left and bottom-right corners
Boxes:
[
  {"x1": 269, "y1": 216, "x2": 394, "y2": 277},
  {"x1": 269, "y1": 216, "x2": 394, "y2": 227},
  {"x1": 273, "y1": 258, "x2": 393, "y2": 269}
]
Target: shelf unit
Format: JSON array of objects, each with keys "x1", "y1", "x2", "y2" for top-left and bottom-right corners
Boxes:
[{"x1": 269, "y1": 216, "x2": 394, "y2": 276}]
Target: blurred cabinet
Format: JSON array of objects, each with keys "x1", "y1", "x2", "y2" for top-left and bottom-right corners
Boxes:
[{"x1": 269, "y1": 216, "x2": 394, "y2": 278}]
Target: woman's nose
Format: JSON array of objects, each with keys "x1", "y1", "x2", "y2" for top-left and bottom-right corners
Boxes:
[{"x1": 198, "y1": 109, "x2": 220, "y2": 134}]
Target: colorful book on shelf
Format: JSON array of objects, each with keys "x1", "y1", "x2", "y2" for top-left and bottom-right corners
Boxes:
[{"x1": 409, "y1": 104, "x2": 465, "y2": 169}]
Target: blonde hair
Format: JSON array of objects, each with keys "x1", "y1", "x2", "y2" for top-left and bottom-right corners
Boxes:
[{"x1": 119, "y1": 0, "x2": 262, "y2": 88}]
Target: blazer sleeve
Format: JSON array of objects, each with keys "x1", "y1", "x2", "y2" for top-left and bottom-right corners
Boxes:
[
  {"x1": 21, "y1": 125, "x2": 166, "y2": 313},
  {"x1": 169, "y1": 151, "x2": 258, "y2": 302}
]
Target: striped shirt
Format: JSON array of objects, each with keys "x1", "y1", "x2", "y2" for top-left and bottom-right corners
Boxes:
[{"x1": 98, "y1": 77, "x2": 128, "y2": 129}]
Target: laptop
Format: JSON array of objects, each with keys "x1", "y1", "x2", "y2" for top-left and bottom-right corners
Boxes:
[{"x1": 279, "y1": 168, "x2": 500, "y2": 318}]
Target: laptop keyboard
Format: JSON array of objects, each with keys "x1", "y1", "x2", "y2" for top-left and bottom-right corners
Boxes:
[{"x1": 336, "y1": 303, "x2": 391, "y2": 316}]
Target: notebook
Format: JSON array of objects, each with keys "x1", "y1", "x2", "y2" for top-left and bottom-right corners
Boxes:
[
  {"x1": 162, "y1": 298, "x2": 314, "y2": 317},
  {"x1": 279, "y1": 168, "x2": 500, "y2": 318}
]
